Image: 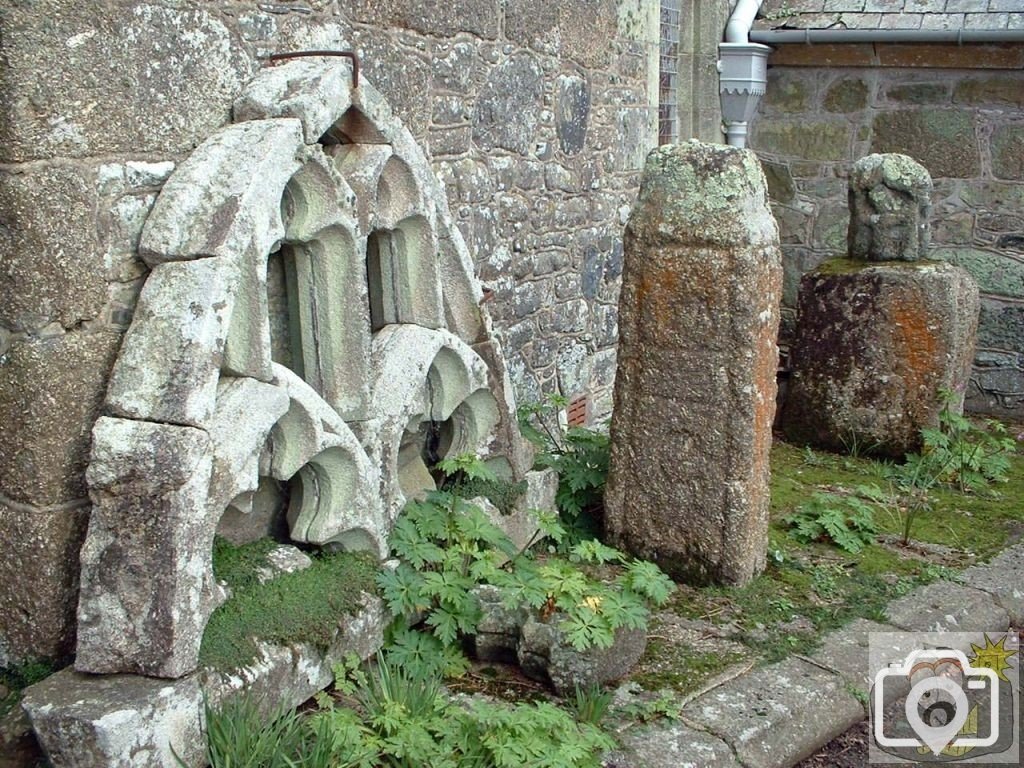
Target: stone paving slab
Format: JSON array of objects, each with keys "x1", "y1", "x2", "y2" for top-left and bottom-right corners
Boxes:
[
  {"x1": 961, "y1": 542, "x2": 1024, "y2": 625},
  {"x1": 809, "y1": 617, "x2": 913, "y2": 709},
  {"x1": 682, "y1": 656, "x2": 863, "y2": 768},
  {"x1": 884, "y1": 581, "x2": 1010, "y2": 634},
  {"x1": 602, "y1": 720, "x2": 742, "y2": 768}
]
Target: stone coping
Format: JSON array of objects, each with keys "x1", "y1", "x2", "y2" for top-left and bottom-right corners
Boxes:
[{"x1": 22, "y1": 595, "x2": 387, "y2": 768}]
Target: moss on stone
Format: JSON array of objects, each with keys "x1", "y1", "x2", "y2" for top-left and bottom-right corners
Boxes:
[
  {"x1": 199, "y1": 537, "x2": 379, "y2": 671},
  {"x1": 633, "y1": 641, "x2": 747, "y2": 694},
  {"x1": 812, "y1": 257, "x2": 941, "y2": 276}
]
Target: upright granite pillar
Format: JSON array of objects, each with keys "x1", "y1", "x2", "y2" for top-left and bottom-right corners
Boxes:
[
  {"x1": 605, "y1": 141, "x2": 782, "y2": 586},
  {"x1": 783, "y1": 154, "x2": 980, "y2": 457}
]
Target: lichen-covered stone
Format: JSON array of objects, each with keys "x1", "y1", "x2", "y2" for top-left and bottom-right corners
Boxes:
[
  {"x1": 104, "y1": 257, "x2": 238, "y2": 429},
  {"x1": 0, "y1": 166, "x2": 103, "y2": 332},
  {"x1": 605, "y1": 141, "x2": 782, "y2": 587},
  {"x1": 138, "y1": 119, "x2": 304, "y2": 265},
  {"x1": 472, "y1": 54, "x2": 543, "y2": 155},
  {"x1": 848, "y1": 153, "x2": 933, "y2": 262},
  {"x1": 77, "y1": 418, "x2": 215, "y2": 678},
  {"x1": 517, "y1": 615, "x2": 646, "y2": 695},
  {"x1": 783, "y1": 260, "x2": 980, "y2": 456},
  {"x1": 0, "y1": 2, "x2": 251, "y2": 162},
  {"x1": 991, "y1": 123, "x2": 1024, "y2": 182},
  {"x1": 0, "y1": 500, "x2": 90, "y2": 665}
]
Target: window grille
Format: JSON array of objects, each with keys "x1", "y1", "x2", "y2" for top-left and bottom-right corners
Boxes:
[{"x1": 659, "y1": 0, "x2": 681, "y2": 145}]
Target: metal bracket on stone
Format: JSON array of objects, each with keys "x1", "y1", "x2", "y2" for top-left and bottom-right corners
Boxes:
[{"x1": 267, "y1": 50, "x2": 360, "y2": 89}]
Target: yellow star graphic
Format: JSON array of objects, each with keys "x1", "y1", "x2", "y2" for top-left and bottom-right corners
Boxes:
[{"x1": 969, "y1": 633, "x2": 1017, "y2": 683}]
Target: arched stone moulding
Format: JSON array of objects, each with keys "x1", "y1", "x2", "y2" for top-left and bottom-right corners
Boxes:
[{"x1": 76, "y1": 61, "x2": 534, "y2": 679}]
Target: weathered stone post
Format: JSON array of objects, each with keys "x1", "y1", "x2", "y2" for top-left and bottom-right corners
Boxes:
[
  {"x1": 782, "y1": 154, "x2": 980, "y2": 456},
  {"x1": 604, "y1": 141, "x2": 782, "y2": 587}
]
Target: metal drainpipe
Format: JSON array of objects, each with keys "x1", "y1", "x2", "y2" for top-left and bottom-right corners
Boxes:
[
  {"x1": 719, "y1": 0, "x2": 772, "y2": 148},
  {"x1": 750, "y1": 28, "x2": 1024, "y2": 44}
]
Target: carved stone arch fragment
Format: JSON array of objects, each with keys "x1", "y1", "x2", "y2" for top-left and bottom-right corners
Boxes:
[{"x1": 76, "y1": 62, "x2": 536, "y2": 682}]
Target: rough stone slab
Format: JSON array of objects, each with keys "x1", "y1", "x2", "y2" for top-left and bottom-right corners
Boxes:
[
  {"x1": 0, "y1": 165, "x2": 103, "y2": 331},
  {"x1": 848, "y1": 153, "x2": 932, "y2": 262},
  {"x1": 782, "y1": 261, "x2": 980, "y2": 457},
  {"x1": 22, "y1": 670, "x2": 204, "y2": 768},
  {"x1": 105, "y1": 256, "x2": 238, "y2": 429},
  {"x1": 605, "y1": 141, "x2": 782, "y2": 587},
  {"x1": 811, "y1": 618, "x2": 920, "y2": 708},
  {"x1": 234, "y1": 59, "x2": 354, "y2": 144},
  {"x1": 0, "y1": 499, "x2": 90, "y2": 666},
  {"x1": 603, "y1": 720, "x2": 742, "y2": 768},
  {"x1": 961, "y1": 543, "x2": 1024, "y2": 625},
  {"x1": 207, "y1": 376, "x2": 289, "y2": 515},
  {"x1": 139, "y1": 119, "x2": 304, "y2": 265},
  {"x1": 885, "y1": 581, "x2": 1010, "y2": 634},
  {"x1": 0, "y1": 2, "x2": 251, "y2": 162},
  {"x1": 23, "y1": 596, "x2": 386, "y2": 768},
  {"x1": 518, "y1": 616, "x2": 646, "y2": 695},
  {"x1": 684, "y1": 657, "x2": 863, "y2": 768},
  {"x1": 78, "y1": 418, "x2": 214, "y2": 678},
  {"x1": 0, "y1": 331, "x2": 122, "y2": 507}
]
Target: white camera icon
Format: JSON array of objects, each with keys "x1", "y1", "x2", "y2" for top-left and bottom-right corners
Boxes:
[{"x1": 873, "y1": 648, "x2": 1000, "y2": 756}]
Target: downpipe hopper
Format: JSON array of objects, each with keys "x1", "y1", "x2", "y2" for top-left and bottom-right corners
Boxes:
[
  {"x1": 719, "y1": 0, "x2": 770, "y2": 148},
  {"x1": 718, "y1": 41, "x2": 771, "y2": 149}
]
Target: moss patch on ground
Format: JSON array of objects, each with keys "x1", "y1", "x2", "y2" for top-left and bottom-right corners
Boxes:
[
  {"x1": 199, "y1": 537, "x2": 379, "y2": 672},
  {"x1": 642, "y1": 439, "x2": 1024, "y2": 667}
]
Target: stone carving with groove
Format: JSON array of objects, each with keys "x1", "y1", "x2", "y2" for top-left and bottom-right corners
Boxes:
[{"x1": 75, "y1": 60, "x2": 530, "y2": 680}]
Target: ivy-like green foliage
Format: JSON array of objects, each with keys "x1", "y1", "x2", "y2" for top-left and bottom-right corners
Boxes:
[
  {"x1": 199, "y1": 537, "x2": 379, "y2": 671},
  {"x1": 192, "y1": 654, "x2": 615, "y2": 768},
  {"x1": 518, "y1": 395, "x2": 610, "y2": 543},
  {"x1": 783, "y1": 491, "x2": 878, "y2": 554},
  {"x1": 378, "y1": 487, "x2": 674, "y2": 656}
]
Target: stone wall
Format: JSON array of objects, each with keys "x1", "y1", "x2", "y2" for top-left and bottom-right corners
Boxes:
[
  {"x1": 0, "y1": 0, "x2": 665, "y2": 664},
  {"x1": 750, "y1": 48, "x2": 1024, "y2": 416}
]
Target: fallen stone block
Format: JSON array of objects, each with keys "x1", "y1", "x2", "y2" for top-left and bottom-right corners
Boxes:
[
  {"x1": 684, "y1": 656, "x2": 863, "y2": 768},
  {"x1": 783, "y1": 260, "x2": 979, "y2": 457}
]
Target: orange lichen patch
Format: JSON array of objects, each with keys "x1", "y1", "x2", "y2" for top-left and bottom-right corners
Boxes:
[{"x1": 888, "y1": 287, "x2": 940, "y2": 412}]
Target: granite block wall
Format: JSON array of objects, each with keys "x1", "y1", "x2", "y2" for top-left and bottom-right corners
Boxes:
[
  {"x1": 0, "y1": 0, "x2": 663, "y2": 664},
  {"x1": 750, "y1": 54, "x2": 1024, "y2": 417}
]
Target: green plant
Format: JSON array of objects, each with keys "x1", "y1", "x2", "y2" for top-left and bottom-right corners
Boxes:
[
  {"x1": 380, "y1": 487, "x2": 674, "y2": 657},
  {"x1": 200, "y1": 538, "x2": 378, "y2": 670},
  {"x1": 618, "y1": 691, "x2": 682, "y2": 723},
  {"x1": 518, "y1": 395, "x2": 609, "y2": 543},
  {"x1": 569, "y1": 684, "x2": 613, "y2": 726},
  {"x1": 229, "y1": 655, "x2": 617, "y2": 768},
  {"x1": 177, "y1": 695, "x2": 311, "y2": 768},
  {"x1": 899, "y1": 393, "x2": 1016, "y2": 494},
  {"x1": 783, "y1": 490, "x2": 878, "y2": 554}
]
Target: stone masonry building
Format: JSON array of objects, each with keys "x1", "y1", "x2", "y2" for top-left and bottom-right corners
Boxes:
[
  {"x1": 0, "y1": 0, "x2": 730, "y2": 670},
  {"x1": 748, "y1": 0, "x2": 1024, "y2": 416}
]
